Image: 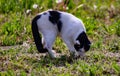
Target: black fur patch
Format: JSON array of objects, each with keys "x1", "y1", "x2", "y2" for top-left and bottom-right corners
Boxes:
[
  {"x1": 74, "y1": 43, "x2": 83, "y2": 51},
  {"x1": 32, "y1": 15, "x2": 48, "y2": 53},
  {"x1": 48, "y1": 10, "x2": 62, "y2": 32},
  {"x1": 43, "y1": 12, "x2": 47, "y2": 15},
  {"x1": 57, "y1": 20, "x2": 62, "y2": 32},
  {"x1": 74, "y1": 31, "x2": 91, "y2": 52}
]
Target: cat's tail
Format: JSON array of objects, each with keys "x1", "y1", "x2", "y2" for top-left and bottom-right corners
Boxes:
[{"x1": 31, "y1": 15, "x2": 47, "y2": 53}]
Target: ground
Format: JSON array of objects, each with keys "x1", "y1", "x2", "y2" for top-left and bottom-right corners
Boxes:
[{"x1": 0, "y1": 0, "x2": 120, "y2": 76}]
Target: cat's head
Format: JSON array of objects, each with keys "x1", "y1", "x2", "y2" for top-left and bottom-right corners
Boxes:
[{"x1": 74, "y1": 31, "x2": 91, "y2": 57}]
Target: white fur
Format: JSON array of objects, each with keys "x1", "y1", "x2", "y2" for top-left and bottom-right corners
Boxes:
[{"x1": 36, "y1": 11, "x2": 86, "y2": 58}]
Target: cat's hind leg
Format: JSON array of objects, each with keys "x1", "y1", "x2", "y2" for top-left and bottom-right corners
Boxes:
[{"x1": 42, "y1": 32, "x2": 57, "y2": 58}]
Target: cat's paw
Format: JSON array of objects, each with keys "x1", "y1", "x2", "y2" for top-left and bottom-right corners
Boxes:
[
  {"x1": 48, "y1": 50, "x2": 57, "y2": 58},
  {"x1": 74, "y1": 51, "x2": 85, "y2": 59}
]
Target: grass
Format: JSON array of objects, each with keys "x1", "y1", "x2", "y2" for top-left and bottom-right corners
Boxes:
[{"x1": 0, "y1": 0, "x2": 120, "y2": 76}]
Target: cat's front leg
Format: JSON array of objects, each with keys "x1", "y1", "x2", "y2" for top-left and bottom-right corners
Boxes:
[{"x1": 62, "y1": 39, "x2": 78, "y2": 58}]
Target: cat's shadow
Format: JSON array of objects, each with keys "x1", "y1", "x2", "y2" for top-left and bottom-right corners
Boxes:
[{"x1": 38, "y1": 54, "x2": 74, "y2": 67}]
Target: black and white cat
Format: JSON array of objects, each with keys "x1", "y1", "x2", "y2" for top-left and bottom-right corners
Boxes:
[{"x1": 31, "y1": 10, "x2": 91, "y2": 58}]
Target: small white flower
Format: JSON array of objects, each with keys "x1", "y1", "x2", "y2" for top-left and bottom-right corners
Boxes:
[
  {"x1": 33, "y1": 4, "x2": 38, "y2": 9},
  {"x1": 66, "y1": 7, "x2": 69, "y2": 10},
  {"x1": 93, "y1": 5, "x2": 97, "y2": 10},
  {"x1": 26, "y1": 9, "x2": 31, "y2": 14},
  {"x1": 63, "y1": 6, "x2": 69, "y2": 10},
  {"x1": 56, "y1": 0, "x2": 63, "y2": 4}
]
